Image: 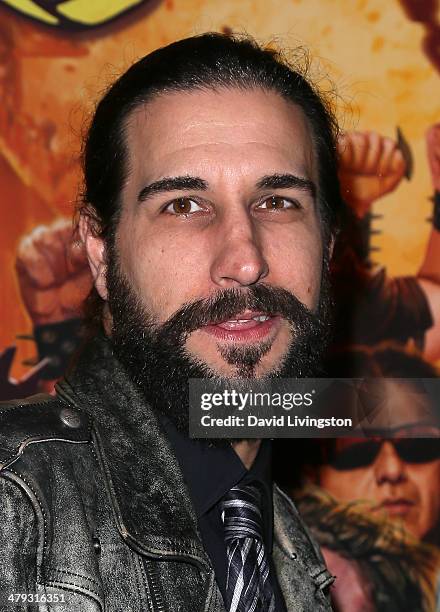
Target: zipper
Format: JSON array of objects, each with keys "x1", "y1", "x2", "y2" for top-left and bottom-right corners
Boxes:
[{"x1": 143, "y1": 559, "x2": 166, "y2": 612}]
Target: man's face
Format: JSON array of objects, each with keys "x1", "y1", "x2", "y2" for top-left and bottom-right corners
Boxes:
[
  {"x1": 318, "y1": 383, "x2": 440, "y2": 540},
  {"x1": 104, "y1": 87, "x2": 325, "y2": 378}
]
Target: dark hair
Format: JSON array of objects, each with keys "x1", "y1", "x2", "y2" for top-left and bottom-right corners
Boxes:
[
  {"x1": 78, "y1": 32, "x2": 344, "y2": 330},
  {"x1": 326, "y1": 343, "x2": 439, "y2": 378},
  {"x1": 78, "y1": 32, "x2": 343, "y2": 239}
]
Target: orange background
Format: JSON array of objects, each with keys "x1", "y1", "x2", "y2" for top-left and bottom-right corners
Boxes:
[{"x1": 1, "y1": 0, "x2": 440, "y2": 377}]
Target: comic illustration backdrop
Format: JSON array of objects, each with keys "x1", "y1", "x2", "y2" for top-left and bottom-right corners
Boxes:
[{"x1": 1, "y1": 1, "x2": 440, "y2": 610}]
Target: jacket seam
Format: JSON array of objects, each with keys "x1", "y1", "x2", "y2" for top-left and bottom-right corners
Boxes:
[
  {"x1": 5, "y1": 467, "x2": 48, "y2": 584},
  {"x1": 47, "y1": 567, "x2": 102, "y2": 589},
  {"x1": 0, "y1": 400, "x2": 53, "y2": 417},
  {"x1": 203, "y1": 570, "x2": 222, "y2": 612},
  {"x1": 0, "y1": 438, "x2": 91, "y2": 474},
  {"x1": 0, "y1": 398, "x2": 92, "y2": 469},
  {"x1": 89, "y1": 440, "x2": 100, "y2": 466},
  {"x1": 91, "y1": 430, "x2": 207, "y2": 563},
  {"x1": 45, "y1": 579, "x2": 103, "y2": 603}
]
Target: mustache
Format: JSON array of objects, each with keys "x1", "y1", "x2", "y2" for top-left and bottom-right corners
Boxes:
[{"x1": 156, "y1": 283, "x2": 322, "y2": 345}]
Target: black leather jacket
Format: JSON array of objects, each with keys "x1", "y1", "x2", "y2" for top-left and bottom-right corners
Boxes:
[{"x1": 0, "y1": 336, "x2": 334, "y2": 611}]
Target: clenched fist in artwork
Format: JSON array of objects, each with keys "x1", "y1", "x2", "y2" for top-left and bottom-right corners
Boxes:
[
  {"x1": 15, "y1": 218, "x2": 92, "y2": 327},
  {"x1": 338, "y1": 131, "x2": 407, "y2": 218}
]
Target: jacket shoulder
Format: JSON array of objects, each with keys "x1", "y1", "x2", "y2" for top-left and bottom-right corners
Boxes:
[{"x1": 0, "y1": 393, "x2": 92, "y2": 470}]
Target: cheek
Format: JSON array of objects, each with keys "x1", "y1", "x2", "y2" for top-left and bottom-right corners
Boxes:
[
  {"x1": 405, "y1": 463, "x2": 440, "y2": 537},
  {"x1": 318, "y1": 467, "x2": 372, "y2": 501},
  {"x1": 409, "y1": 463, "x2": 440, "y2": 508},
  {"x1": 265, "y1": 226, "x2": 323, "y2": 308},
  {"x1": 117, "y1": 218, "x2": 210, "y2": 318}
]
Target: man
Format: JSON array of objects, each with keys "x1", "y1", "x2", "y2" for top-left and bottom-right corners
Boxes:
[
  {"x1": 280, "y1": 345, "x2": 440, "y2": 610},
  {"x1": 0, "y1": 33, "x2": 342, "y2": 610},
  {"x1": 316, "y1": 347, "x2": 440, "y2": 545}
]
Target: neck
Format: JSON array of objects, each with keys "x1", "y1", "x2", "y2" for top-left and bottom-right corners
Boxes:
[{"x1": 232, "y1": 439, "x2": 262, "y2": 469}]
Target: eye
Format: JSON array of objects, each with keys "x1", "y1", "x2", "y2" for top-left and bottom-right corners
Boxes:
[
  {"x1": 164, "y1": 197, "x2": 204, "y2": 215},
  {"x1": 257, "y1": 195, "x2": 299, "y2": 211}
]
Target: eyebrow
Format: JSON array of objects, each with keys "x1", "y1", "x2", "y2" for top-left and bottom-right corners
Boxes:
[
  {"x1": 137, "y1": 172, "x2": 316, "y2": 203},
  {"x1": 138, "y1": 176, "x2": 208, "y2": 202},
  {"x1": 256, "y1": 173, "x2": 316, "y2": 198}
]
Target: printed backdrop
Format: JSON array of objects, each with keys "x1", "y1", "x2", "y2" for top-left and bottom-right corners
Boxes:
[
  {"x1": 2, "y1": 0, "x2": 440, "y2": 376},
  {"x1": 1, "y1": 1, "x2": 440, "y2": 610}
]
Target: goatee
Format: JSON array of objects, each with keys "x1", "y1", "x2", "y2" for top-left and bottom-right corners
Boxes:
[{"x1": 105, "y1": 242, "x2": 333, "y2": 435}]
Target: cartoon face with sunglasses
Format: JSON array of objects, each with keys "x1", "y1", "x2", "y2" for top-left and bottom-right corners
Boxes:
[{"x1": 318, "y1": 422, "x2": 440, "y2": 543}]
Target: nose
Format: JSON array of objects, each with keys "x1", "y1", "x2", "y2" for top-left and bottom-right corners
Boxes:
[
  {"x1": 374, "y1": 441, "x2": 407, "y2": 486},
  {"x1": 210, "y1": 207, "x2": 269, "y2": 288}
]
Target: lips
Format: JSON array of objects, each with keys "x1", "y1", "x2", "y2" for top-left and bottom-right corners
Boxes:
[
  {"x1": 213, "y1": 311, "x2": 272, "y2": 330},
  {"x1": 375, "y1": 498, "x2": 416, "y2": 517},
  {"x1": 202, "y1": 311, "x2": 281, "y2": 342}
]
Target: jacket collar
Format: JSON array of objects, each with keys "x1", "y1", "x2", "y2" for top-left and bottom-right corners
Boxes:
[{"x1": 57, "y1": 334, "x2": 211, "y2": 569}]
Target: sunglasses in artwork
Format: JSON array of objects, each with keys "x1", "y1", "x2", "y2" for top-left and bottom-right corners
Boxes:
[{"x1": 329, "y1": 426, "x2": 440, "y2": 470}]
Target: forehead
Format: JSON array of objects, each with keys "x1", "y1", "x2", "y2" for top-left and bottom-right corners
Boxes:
[
  {"x1": 379, "y1": 379, "x2": 437, "y2": 427},
  {"x1": 349, "y1": 379, "x2": 437, "y2": 434},
  {"x1": 124, "y1": 87, "x2": 315, "y2": 182}
]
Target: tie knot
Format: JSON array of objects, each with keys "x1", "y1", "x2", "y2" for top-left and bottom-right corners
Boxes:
[{"x1": 221, "y1": 483, "x2": 264, "y2": 542}]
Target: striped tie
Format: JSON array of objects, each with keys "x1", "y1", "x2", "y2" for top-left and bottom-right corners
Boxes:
[{"x1": 220, "y1": 484, "x2": 276, "y2": 612}]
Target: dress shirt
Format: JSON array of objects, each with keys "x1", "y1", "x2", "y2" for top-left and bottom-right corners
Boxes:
[{"x1": 160, "y1": 415, "x2": 287, "y2": 611}]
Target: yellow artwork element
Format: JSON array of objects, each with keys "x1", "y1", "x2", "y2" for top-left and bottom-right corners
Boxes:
[
  {"x1": 0, "y1": 0, "x2": 147, "y2": 27},
  {"x1": 57, "y1": 0, "x2": 146, "y2": 26},
  {"x1": 1, "y1": 0, "x2": 440, "y2": 378},
  {"x1": 1, "y1": 0, "x2": 57, "y2": 25}
]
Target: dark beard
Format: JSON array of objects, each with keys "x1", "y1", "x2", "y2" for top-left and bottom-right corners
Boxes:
[{"x1": 105, "y1": 242, "x2": 333, "y2": 435}]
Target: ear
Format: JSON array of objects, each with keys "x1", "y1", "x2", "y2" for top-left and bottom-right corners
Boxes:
[
  {"x1": 328, "y1": 233, "x2": 335, "y2": 260},
  {"x1": 78, "y1": 214, "x2": 108, "y2": 300}
]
